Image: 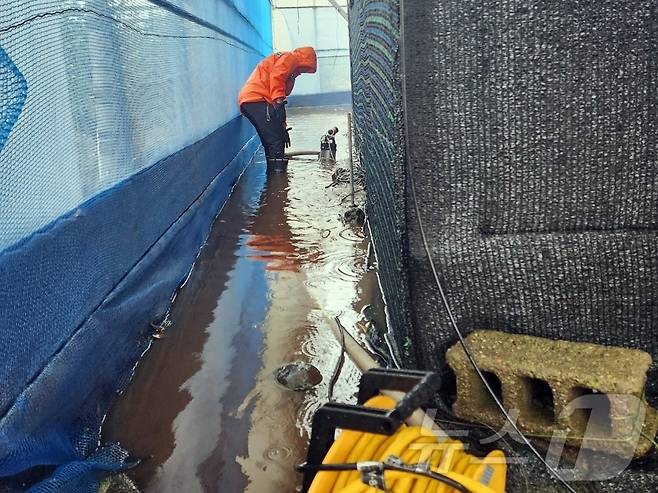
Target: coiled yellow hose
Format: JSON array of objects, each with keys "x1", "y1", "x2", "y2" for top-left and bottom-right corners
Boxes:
[{"x1": 309, "y1": 396, "x2": 506, "y2": 493}]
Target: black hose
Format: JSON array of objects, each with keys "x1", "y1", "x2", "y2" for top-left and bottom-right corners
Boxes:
[
  {"x1": 298, "y1": 462, "x2": 470, "y2": 493},
  {"x1": 327, "y1": 316, "x2": 347, "y2": 401}
]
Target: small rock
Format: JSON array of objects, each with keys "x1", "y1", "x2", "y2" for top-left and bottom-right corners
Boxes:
[
  {"x1": 274, "y1": 361, "x2": 322, "y2": 391},
  {"x1": 344, "y1": 207, "x2": 365, "y2": 227}
]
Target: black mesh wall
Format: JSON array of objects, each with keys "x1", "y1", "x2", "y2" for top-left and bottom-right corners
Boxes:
[
  {"x1": 350, "y1": 0, "x2": 658, "y2": 372},
  {"x1": 349, "y1": 0, "x2": 415, "y2": 363},
  {"x1": 350, "y1": 2, "x2": 658, "y2": 489}
]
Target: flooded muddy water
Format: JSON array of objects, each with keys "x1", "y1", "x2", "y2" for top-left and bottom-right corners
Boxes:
[{"x1": 103, "y1": 106, "x2": 381, "y2": 492}]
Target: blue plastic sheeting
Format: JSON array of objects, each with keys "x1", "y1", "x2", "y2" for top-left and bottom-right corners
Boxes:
[
  {"x1": 0, "y1": 118, "x2": 260, "y2": 489},
  {"x1": 0, "y1": 47, "x2": 26, "y2": 151}
]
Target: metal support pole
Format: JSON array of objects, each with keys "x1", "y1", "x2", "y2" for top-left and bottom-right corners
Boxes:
[
  {"x1": 327, "y1": 0, "x2": 349, "y2": 22},
  {"x1": 347, "y1": 112, "x2": 355, "y2": 207}
]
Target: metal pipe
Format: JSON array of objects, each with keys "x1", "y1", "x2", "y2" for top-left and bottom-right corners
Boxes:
[
  {"x1": 285, "y1": 151, "x2": 320, "y2": 157},
  {"x1": 347, "y1": 112, "x2": 355, "y2": 206},
  {"x1": 327, "y1": 0, "x2": 348, "y2": 22},
  {"x1": 324, "y1": 315, "x2": 446, "y2": 433}
]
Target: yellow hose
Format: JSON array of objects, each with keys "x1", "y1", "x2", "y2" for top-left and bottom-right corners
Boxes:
[{"x1": 308, "y1": 396, "x2": 507, "y2": 493}]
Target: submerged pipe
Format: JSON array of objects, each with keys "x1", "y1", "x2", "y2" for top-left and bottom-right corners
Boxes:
[
  {"x1": 285, "y1": 151, "x2": 320, "y2": 158},
  {"x1": 324, "y1": 315, "x2": 448, "y2": 434}
]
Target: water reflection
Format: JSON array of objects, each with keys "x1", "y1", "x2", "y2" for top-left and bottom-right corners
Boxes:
[
  {"x1": 247, "y1": 171, "x2": 300, "y2": 272},
  {"x1": 104, "y1": 107, "x2": 372, "y2": 493}
]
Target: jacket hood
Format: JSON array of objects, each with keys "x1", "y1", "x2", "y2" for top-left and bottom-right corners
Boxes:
[{"x1": 292, "y1": 47, "x2": 317, "y2": 74}]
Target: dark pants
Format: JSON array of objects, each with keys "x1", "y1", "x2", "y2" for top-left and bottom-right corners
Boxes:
[{"x1": 241, "y1": 101, "x2": 287, "y2": 163}]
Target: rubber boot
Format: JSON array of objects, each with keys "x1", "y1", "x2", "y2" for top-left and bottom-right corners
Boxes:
[{"x1": 267, "y1": 157, "x2": 289, "y2": 173}]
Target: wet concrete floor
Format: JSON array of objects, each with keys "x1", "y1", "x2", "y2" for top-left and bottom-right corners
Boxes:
[{"x1": 103, "y1": 106, "x2": 382, "y2": 492}]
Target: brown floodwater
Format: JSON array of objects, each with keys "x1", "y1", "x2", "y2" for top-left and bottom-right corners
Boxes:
[{"x1": 102, "y1": 106, "x2": 380, "y2": 493}]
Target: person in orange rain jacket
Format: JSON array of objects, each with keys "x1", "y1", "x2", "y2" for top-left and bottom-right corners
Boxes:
[{"x1": 238, "y1": 47, "x2": 317, "y2": 169}]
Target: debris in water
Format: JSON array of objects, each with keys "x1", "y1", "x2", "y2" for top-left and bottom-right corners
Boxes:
[
  {"x1": 343, "y1": 207, "x2": 365, "y2": 227},
  {"x1": 149, "y1": 321, "x2": 167, "y2": 339},
  {"x1": 332, "y1": 167, "x2": 348, "y2": 182},
  {"x1": 360, "y1": 304, "x2": 376, "y2": 322},
  {"x1": 100, "y1": 474, "x2": 140, "y2": 493},
  {"x1": 274, "y1": 361, "x2": 323, "y2": 391},
  {"x1": 364, "y1": 318, "x2": 392, "y2": 367}
]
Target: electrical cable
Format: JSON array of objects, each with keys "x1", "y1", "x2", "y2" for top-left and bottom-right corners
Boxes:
[
  {"x1": 302, "y1": 462, "x2": 470, "y2": 493},
  {"x1": 396, "y1": 2, "x2": 577, "y2": 492},
  {"x1": 307, "y1": 395, "x2": 507, "y2": 493},
  {"x1": 328, "y1": 316, "x2": 347, "y2": 401}
]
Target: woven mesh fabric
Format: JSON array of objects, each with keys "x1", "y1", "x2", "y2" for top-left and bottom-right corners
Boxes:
[
  {"x1": 10, "y1": 444, "x2": 134, "y2": 493},
  {"x1": 0, "y1": 0, "x2": 270, "y2": 251},
  {"x1": 350, "y1": 1, "x2": 658, "y2": 490},
  {"x1": 350, "y1": 0, "x2": 658, "y2": 375},
  {"x1": 402, "y1": 0, "x2": 658, "y2": 372},
  {"x1": 349, "y1": 0, "x2": 415, "y2": 362},
  {"x1": 0, "y1": 1, "x2": 269, "y2": 490},
  {"x1": 0, "y1": 47, "x2": 26, "y2": 151}
]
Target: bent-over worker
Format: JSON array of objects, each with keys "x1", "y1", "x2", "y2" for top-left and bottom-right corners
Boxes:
[{"x1": 238, "y1": 47, "x2": 318, "y2": 170}]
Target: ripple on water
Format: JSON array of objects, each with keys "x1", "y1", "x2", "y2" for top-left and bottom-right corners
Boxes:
[
  {"x1": 338, "y1": 227, "x2": 365, "y2": 243},
  {"x1": 300, "y1": 337, "x2": 320, "y2": 358},
  {"x1": 322, "y1": 249, "x2": 366, "y2": 282},
  {"x1": 264, "y1": 445, "x2": 293, "y2": 462}
]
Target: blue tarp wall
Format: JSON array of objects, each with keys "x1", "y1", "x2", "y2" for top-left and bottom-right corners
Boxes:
[{"x1": 0, "y1": 1, "x2": 272, "y2": 490}]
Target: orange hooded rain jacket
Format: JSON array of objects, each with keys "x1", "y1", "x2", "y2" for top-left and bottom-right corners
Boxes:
[{"x1": 238, "y1": 47, "x2": 318, "y2": 107}]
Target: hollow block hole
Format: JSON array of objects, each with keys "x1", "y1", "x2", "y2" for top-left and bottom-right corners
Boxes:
[{"x1": 524, "y1": 377, "x2": 555, "y2": 423}]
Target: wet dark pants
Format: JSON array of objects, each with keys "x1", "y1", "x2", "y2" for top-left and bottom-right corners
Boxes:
[{"x1": 241, "y1": 101, "x2": 287, "y2": 164}]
